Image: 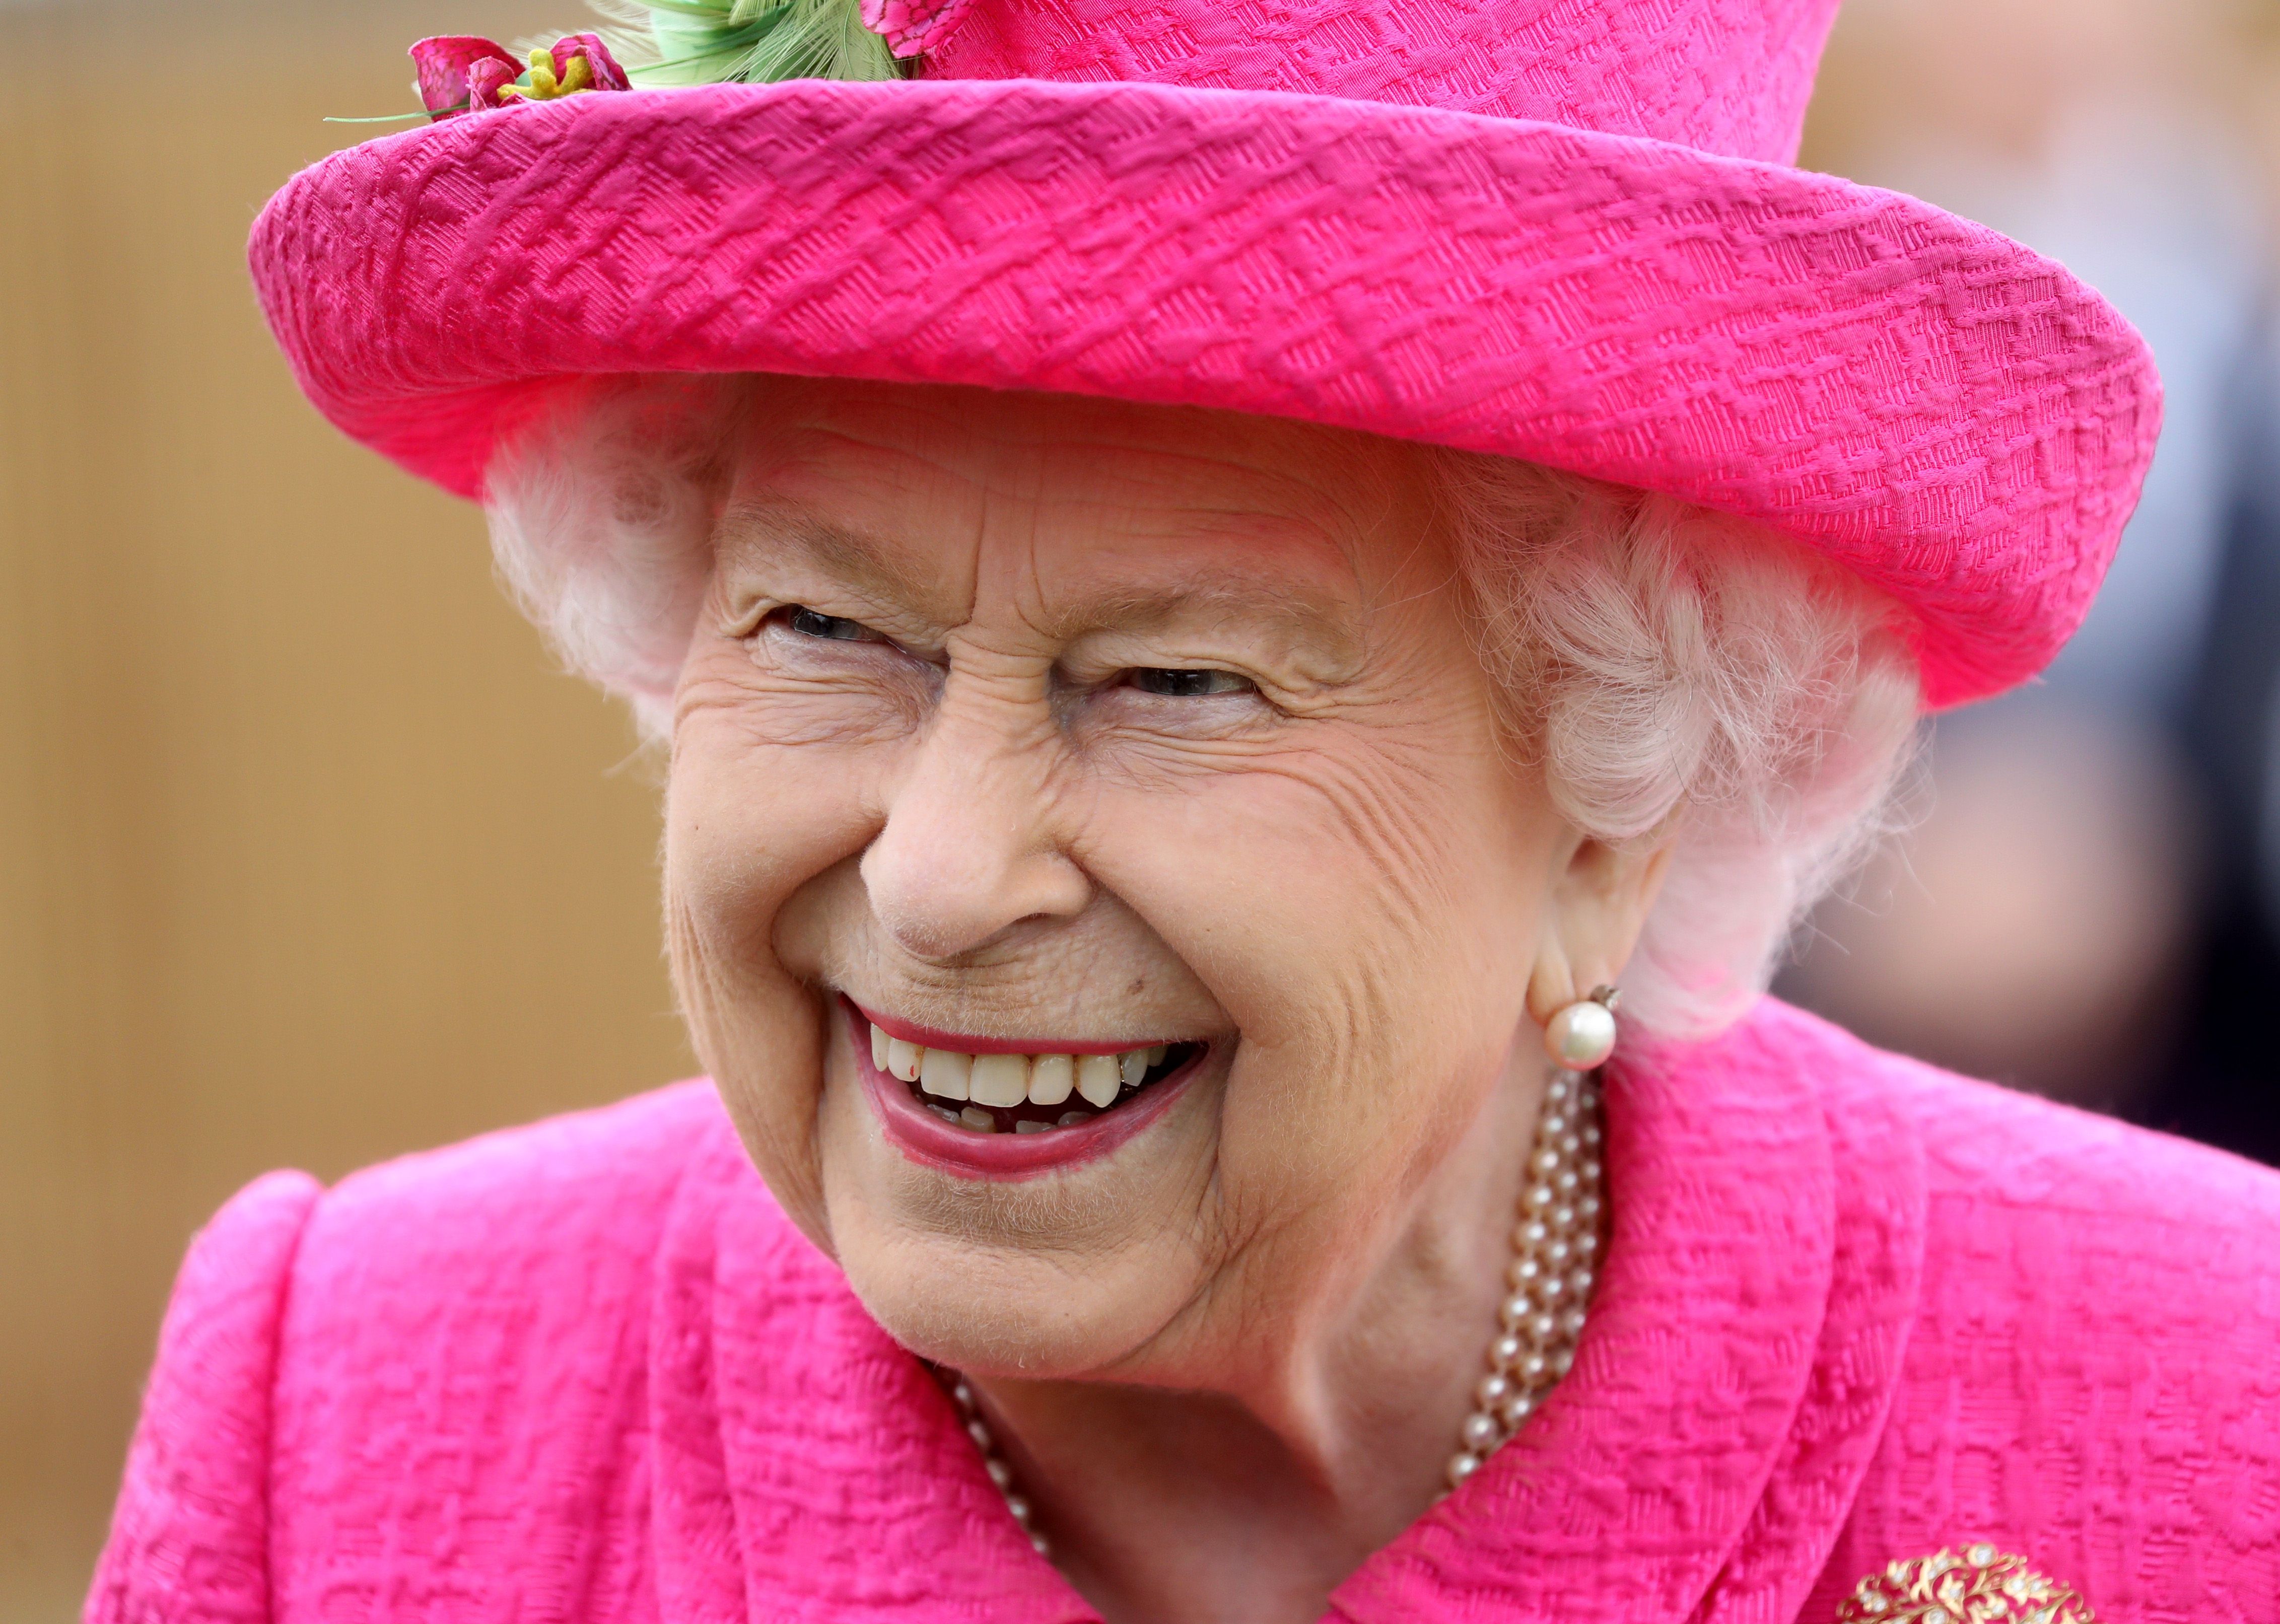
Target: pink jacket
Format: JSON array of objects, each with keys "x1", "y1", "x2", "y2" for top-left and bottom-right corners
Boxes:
[{"x1": 88, "y1": 1001, "x2": 2280, "y2": 1621}]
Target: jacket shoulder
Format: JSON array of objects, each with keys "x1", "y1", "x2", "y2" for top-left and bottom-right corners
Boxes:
[
  {"x1": 1752, "y1": 997, "x2": 2280, "y2": 1256},
  {"x1": 87, "y1": 1169, "x2": 322, "y2": 1623},
  {"x1": 274, "y1": 1074, "x2": 734, "y2": 1428},
  {"x1": 1745, "y1": 1002, "x2": 2280, "y2": 1620},
  {"x1": 302, "y1": 1076, "x2": 729, "y2": 1281},
  {"x1": 275, "y1": 1081, "x2": 741, "y2": 1619},
  {"x1": 92, "y1": 1081, "x2": 742, "y2": 1624}
]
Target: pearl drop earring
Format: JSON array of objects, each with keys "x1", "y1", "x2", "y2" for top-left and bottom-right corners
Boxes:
[{"x1": 1542, "y1": 984, "x2": 1620, "y2": 1072}]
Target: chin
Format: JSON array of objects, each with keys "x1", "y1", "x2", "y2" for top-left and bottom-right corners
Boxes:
[
  {"x1": 827, "y1": 1182, "x2": 1212, "y2": 1379},
  {"x1": 854, "y1": 1263, "x2": 1176, "y2": 1381}
]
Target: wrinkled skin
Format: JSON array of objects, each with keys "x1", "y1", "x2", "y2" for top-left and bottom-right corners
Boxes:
[{"x1": 665, "y1": 377, "x2": 1672, "y2": 1624}]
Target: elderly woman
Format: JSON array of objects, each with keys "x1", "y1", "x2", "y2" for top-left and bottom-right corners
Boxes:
[{"x1": 89, "y1": 0, "x2": 2280, "y2": 1620}]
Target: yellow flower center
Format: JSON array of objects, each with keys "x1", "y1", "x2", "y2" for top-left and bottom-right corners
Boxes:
[{"x1": 502, "y1": 46, "x2": 596, "y2": 101}]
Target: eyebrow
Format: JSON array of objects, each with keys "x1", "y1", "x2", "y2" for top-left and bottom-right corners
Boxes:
[
  {"x1": 713, "y1": 498, "x2": 1365, "y2": 673},
  {"x1": 1065, "y1": 577, "x2": 1363, "y2": 672},
  {"x1": 714, "y1": 500, "x2": 946, "y2": 614}
]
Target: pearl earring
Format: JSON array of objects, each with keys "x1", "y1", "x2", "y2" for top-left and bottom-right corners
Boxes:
[{"x1": 1542, "y1": 984, "x2": 1620, "y2": 1072}]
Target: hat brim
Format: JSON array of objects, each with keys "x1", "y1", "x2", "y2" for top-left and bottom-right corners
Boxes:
[{"x1": 250, "y1": 76, "x2": 2159, "y2": 708}]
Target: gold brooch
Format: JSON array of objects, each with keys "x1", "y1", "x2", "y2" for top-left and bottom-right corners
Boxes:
[{"x1": 1836, "y1": 1544, "x2": 2094, "y2": 1622}]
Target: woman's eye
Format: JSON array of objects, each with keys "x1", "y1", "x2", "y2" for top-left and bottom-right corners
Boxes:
[
  {"x1": 1127, "y1": 667, "x2": 1256, "y2": 697},
  {"x1": 783, "y1": 606, "x2": 885, "y2": 643}
]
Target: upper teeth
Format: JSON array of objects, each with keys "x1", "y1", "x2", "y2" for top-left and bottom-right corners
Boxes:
[{"x1": 869, "y1": 1022, "x2": 1170, "y2": 1108}]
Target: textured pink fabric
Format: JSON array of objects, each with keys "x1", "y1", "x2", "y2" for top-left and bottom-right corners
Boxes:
[
  {"x1": 925, "y1": 0, "x2": 1842, "y2": 162},
  {"x1": 89, "y1": 1001, "x2": 2280, "y2": 1621},
  {"x1": 245, "y1": 0, "x2": 2161, "y2": 712}
]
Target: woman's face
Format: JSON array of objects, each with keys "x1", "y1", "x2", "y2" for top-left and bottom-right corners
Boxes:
[{"x1": 666, "y1": 378, "x2": 1592, "y2": 1381}]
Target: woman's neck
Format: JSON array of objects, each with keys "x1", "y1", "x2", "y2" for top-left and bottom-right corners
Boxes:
[{"x1": 968, "y1": 1060, "x2": 1547, "y2": 1624}]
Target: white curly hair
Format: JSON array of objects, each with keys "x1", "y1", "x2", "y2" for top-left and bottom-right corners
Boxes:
[{"x1": 484, "y1": 374, "x2": 1921, "y2": 1040}]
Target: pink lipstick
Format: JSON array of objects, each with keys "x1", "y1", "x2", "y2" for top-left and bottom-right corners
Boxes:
[{"x1": 845, "y1": 998, "x2": 1204, "y2": 1181}]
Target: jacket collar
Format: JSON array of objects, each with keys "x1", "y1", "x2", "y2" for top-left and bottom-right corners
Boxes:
[{"x1": 654, "y1": 1000, "x2": 1923, "y2": 1622}]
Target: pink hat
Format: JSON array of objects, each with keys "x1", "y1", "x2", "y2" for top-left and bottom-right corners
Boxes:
[{"x1": 248, "y1": 0, "x2": 2160, "y2": 709}]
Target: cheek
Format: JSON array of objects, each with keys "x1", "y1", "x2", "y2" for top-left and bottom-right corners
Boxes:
[
  {"x1": 1104, "y1": 739, "x2": 1544, "y2": 1028},
  {"x1": 665, "y1": 709, "x2": 880, "y2": 974},
  {"x1": 665, "y1": 633, "x2": 905, "y2": 958},
  {"x1": 1088, "y1": 733, "x2": 1553, "y2": 1188},
  {"x1": 662, "y1": 696, "x2": 891, "y2": 1237}
]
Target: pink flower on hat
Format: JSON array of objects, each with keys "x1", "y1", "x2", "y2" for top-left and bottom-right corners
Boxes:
[
  {"x1": 410, "y1": 32, "x2": 630, "y2": 121},
  {"x1": 859, "y1": 0, "x2": 979, "y2": 59},
  {"x1": 410, "y1": 37, "x2": 517, "y2": 116}
]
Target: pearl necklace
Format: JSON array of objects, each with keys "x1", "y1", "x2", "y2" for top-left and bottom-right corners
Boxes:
[
  {"x1": 1447, "y1": 1064, "x2": 1605, "y2": 1488},
  {"x1": 942, "y1": 1066, "x2": 1608, "y2": 1557}
]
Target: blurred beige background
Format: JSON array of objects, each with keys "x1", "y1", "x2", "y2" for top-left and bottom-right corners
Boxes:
[
  {"x1": 4, "y1": 0, "x2": 2277, "y2": 1615},
  {"x1": 2, "y1": 1, "x2": 690, "y2": 1612}
]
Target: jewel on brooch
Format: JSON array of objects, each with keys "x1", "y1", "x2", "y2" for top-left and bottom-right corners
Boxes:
[
  {"x1": 1835, "y1": 1545, "x2": 2095, "y2": 1623},
  {"x1": 410, "y1": 32, "x2": 631, "y2": 121}
]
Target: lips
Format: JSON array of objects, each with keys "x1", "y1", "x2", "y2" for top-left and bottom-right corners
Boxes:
[{"x1": 844, "y1": 997, "x2": 1205, "y2": 1180}]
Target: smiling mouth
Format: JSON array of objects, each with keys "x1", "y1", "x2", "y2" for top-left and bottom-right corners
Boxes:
[{"x1": 854, "y1": 1003, "x2": 1204, "y2": 1136}]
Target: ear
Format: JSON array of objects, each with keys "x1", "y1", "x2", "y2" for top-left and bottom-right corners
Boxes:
[{"x1": 1525, "y1": 827, "x2": 1680, "y2": 1028}]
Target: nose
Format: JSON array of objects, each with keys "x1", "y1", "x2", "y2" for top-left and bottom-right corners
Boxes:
[{"x1": 860, "y1": 676, "x2": 1093, "y2": 962}]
